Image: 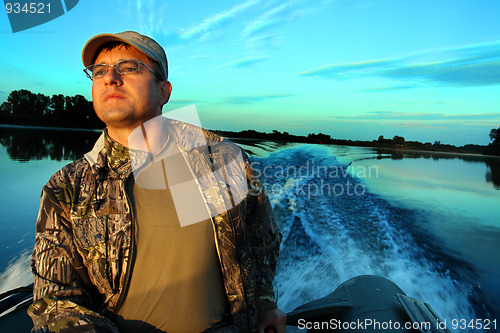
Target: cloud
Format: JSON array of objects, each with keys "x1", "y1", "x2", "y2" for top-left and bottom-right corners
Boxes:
[
  {"x1": 243, "y1": 2, "x2": 296, "y2": 37},
  {"x1": 333, "y1": 111, "x2": 500, "y2": 122},
  {"x1": 299, "y1": 42, "x2": 500, "y2": 87},
  {"x1": 218, "y1": 56, "x2": 267, "y2": 70},
  {"x1": 242, "y1": 0, "x2": 333, "y2": 37},
  {"x1": 224, "y1": 94, "x2": 292, "y2": 104},
  {"x1": 360, "y1": 85, "x2": 415, "y2": 92},
  {"x1": 130, "y1": 0, "x2": 262, "y2": 44},
  {"x1": 179, "y1": 0, "x2": 262, "y2": 41},
  {"x1": 380, "y1": 59, "x2": 500, "y2": 86},
  {"x1": 128, "y1": 0, "x2": 337, "y2": 55},
  {"x1": 299, "y1": 59, "x2": 399, "y2": 77},
  {"x1": 241, "y1": 34, "x2": 283, "y2": 52},
  {"x1": 168, "y1": 99, "x2": 200, "y2": 104}
]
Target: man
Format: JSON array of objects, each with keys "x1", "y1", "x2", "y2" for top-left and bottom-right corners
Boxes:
[{"x1": 28, "y1": 31, "x2": 286, "y2": 333}]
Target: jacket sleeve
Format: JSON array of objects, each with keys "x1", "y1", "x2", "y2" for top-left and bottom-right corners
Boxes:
[
  {"x1": 244, "y1": 158, "x2": 282, "y2": 313},
  {"x1": 28, "y1": 173, "x2": 119, "y2": 333}
]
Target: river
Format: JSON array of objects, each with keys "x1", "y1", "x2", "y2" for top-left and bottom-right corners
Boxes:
[{"x1": 1, "y1": 127, "x2": 499, "y2": 332}]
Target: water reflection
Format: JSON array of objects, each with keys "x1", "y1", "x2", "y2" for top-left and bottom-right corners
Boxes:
[
  {"x1": 485, "y1": 162, "x2": 500, "y2": 188},
  {"x1": 0, "y1": 126, "x2": 102, "y2": 162},
  {"x1": 1, "y1": 127, "x2": 499, "y2": 189},
  {"x1": 373, "y1": 147, "x2": 500, "y2": 189}
]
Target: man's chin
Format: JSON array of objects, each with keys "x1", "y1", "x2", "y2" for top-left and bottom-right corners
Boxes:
[{"x1": 97, "y1": 109, "x2": 132, "y2": 126}]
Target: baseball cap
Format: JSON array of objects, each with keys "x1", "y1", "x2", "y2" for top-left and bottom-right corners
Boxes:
[{"x1": 82, "y1": 31, "x2": 168, "y2": 81}]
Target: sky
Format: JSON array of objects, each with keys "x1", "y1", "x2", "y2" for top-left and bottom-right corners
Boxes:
[{"x1": 1, "y1": 0, "x2": 499, "y2": 146}]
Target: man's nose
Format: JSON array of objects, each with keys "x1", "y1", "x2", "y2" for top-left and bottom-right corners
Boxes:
[{"x1": 103, "y1": 65, "x2": 123, "y2": 85}]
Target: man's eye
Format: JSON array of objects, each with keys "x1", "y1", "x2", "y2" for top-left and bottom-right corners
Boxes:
[
  {"x1": 123, "y1": 67, "x2": 137, "y2": 72},
  {"x1": 92, "y1": 65, "x2": 107, "y2": 77},
  {"x1": 118, "y1": 61, "x2": 139, "y2": 73}
]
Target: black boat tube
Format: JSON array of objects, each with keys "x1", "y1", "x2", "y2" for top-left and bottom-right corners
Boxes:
[
  {"x1": 287, "y1": 275, "x2": 451, "y2": 332},
  {"x1": 1, "y1": 276, "x2": 451, "y2": 332}
]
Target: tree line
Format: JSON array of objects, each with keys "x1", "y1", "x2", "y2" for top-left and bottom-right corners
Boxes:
[
  {"x1": 1, "y1": 89, "x2": 499, "y2": 156},
  {"x1": 0, "y1": 89, "x2": 103, "y2": 129},
  {"x1": 215, "y1": 128, "x2": 500, "y2": 156},
  {"x1": 484, "y1": 127, "x2": 500, "y2": 156}
]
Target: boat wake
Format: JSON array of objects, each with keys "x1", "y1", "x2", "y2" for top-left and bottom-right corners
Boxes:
[
  {"x1": 0, "y1": 143, "x2": 495, "y2": 332},
  {"x1": 0, "y1": 251, "x2": 32, "y2": 295},
  {"x1": 251, "y1": 144, "x2": 486, "y2": 331}
]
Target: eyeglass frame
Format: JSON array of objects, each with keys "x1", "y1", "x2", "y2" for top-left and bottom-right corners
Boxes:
[{"x1": 83, "y1": 59, "x2": 163, "y2": 81}]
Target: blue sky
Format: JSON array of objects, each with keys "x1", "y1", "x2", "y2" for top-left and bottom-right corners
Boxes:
[{"x1": 1, "y1": 0, "x2": 499, "y2": 145}]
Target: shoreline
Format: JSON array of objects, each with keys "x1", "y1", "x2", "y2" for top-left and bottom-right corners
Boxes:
[{"x1": 1, "y1": 123, "x2": 498, "y2": 157}]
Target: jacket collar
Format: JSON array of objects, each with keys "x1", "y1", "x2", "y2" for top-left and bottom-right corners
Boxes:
[
  {"x1": 83, "y1": 117, "x2": 225, "y2": 177},
  {"x1": 84, "y1": 130, "x2": 149, "y2": 179}
]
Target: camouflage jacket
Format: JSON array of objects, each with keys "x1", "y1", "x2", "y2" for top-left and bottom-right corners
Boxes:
[{"x1": 28, "y1": 119, "x2": 281, "y2": 332}]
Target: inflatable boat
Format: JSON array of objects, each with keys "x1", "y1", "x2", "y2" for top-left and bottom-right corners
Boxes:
[{"x1": 0, "y1": 275, "x2": 451, "y2": 332}]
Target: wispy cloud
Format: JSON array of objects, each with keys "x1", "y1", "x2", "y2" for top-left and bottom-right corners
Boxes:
[
  {"x1": 243, "y1": 2, "x2": 296, "y2": 37},
  {"x1": 129, "y1": 0, "x2": 262, "y2": 43},
  {"x1": 301, "y1": 59, "x2": 398, "y2": 78},
  {"x1": 127, "y1": 0, "x2": 337, "y2": 58},
  {"x1": 218, "y1": 56, "x2": 267, "y2": 70},
  {"x1": 241, "y1": 34, "x2": 283, "y2": 52},
  {"x1": 179, "y1": 0, "x2": 261, "y2": 41},
  {"x1": 129, "y1": 0, "x2": 168, "y2": 37},
  {"x1": 224, "y1": 94, "x2": 292, "y2": 104},
  {"x1": 300, "y1": 42, "x2": 500, "y2": 87},
  {"x1": 361, "y1": 85, "x2": 415, "y2": 92},
  {"x1": 168, "y1": 99, "x2": 200, "y2": 104},
  {"x1": 333, "y1": 111, "x2": 500, "y2": 122},
  {"x1": 242, "y1": 0, "x2": 333, "y2": 37}
]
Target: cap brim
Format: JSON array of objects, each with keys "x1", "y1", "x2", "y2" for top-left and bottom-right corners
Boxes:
[{"x1": 82, "y1": 33, "x2": 132, "y2": 67}]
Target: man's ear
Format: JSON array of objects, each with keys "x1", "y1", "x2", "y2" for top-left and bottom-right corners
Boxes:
[{"x1": 159, "y1": 81, "x2": 172, "y2": 106}]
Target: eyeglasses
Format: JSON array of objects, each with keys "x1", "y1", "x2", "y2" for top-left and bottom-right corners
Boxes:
[{"x1": 84, "y1": 59, "x2": 162, "y2": 81}]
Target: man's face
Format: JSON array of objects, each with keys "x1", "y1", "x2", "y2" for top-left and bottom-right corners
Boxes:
[{"x1": 91, "y1": 45, "x2": 171, "y2": 133}]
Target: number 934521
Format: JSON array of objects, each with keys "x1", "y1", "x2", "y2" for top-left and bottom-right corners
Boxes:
[{"x1": 5, "y1": 2, "x2": 51, "y2": 14}]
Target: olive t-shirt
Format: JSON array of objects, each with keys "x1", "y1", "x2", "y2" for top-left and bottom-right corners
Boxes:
[{"x1": 116, "y1": 139, "x2": 228, "y2": 333}]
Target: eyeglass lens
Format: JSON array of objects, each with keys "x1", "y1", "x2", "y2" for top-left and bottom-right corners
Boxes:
[{"x1": 90, "y1": 60, "x2": 140, "y2": 78}]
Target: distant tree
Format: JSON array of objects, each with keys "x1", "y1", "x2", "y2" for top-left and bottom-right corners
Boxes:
[
  {"x1": 393, "y1": 135, "x2": 405, "y2": 144},
  {"x1": 307, "y1": 133, "x2": 331, "y2": 143},
  {"x1": 490, "y1": 127, "x2": 499, "y2": 141},
  {"x1": 65, "y1": 95, "x2": 75, "y2": 117},
  {"x1": 378, "y1": 135, "x2": 384, "y2": 142},
  {"x1": 34, "y1": 93, "x2": 50, "y2": 119},
  {"x1": 1, "y1": 89, "x2": 102, "y2": 129},
  {"x1": 7, "y1": 89, "x2": 35, "y2": 118},
  {"x1": 484, "y1": 127, "x2": 500, "y2": 156},
  {"x1": 0, "y1": 101, "x2": 12, "y2": 116},
  {"x1": 433, "y1": 141, "x2": 441, "y2": 146},
  {"x1": 50, "y1": 94, "x2": 65, "y2": 121}
]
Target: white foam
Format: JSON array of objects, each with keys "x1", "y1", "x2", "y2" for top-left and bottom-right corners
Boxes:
[
  {"x1": 260, "y1": 145, "x2": 479, "y2": 331},
  {"x1": 0, "y1": 250, "x2": 33, "y2": 294}
]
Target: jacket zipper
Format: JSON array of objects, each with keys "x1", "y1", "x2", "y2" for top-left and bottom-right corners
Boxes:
[{"x1": 112, "y1": 177, "x2": 136, "y2": 314}]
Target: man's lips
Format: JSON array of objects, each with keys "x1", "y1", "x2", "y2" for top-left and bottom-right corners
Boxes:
[{"x1": 103, "y1": 92, "x2": 126, "y2": 101}]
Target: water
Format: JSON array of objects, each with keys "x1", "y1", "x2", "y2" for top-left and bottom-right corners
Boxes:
[
  {"x1": 1, "y1": 128, "x2": 499, "y2": 332},
  {"x1": 238, "y1": 140, "x2": 500, "y2": 332},
  {"x1": 0, "y1": 127, "x2": 101, "y2": 291}
]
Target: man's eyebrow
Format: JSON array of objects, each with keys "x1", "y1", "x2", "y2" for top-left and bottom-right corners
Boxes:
[{"x1": 93, "y1": 58, "x2": 132, "y2": 65}]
